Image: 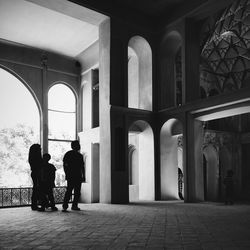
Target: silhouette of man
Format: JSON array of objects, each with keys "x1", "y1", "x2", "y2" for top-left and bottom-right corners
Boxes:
[
  {"x1": 39, "y1": 153, "x2": 58, "y2": 212},
  {"x1": 62, "y1": 140, "x2": 85, "y2": 211},
  {"x1": 28, "y1": 144, "x2": 43, "y2": 210}
]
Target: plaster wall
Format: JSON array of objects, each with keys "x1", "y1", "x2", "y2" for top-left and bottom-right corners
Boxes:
[
  {"x1": 78, "y1": 41, "x2": 99, "y2": 73},
  {"x1": 128, "y1": 49, "x2": 139, "y2": 109},
  {"x1": 203, "y1": 145, "x2": 219, "y2": 201},
  {"x1": 128, "y1": 133, "x2": 139, "y2": 201},
  {"x1": 193, "y1": 120, "x2": 204, "y2": 200},
  {"x1": 220, "y1": 146, "x2": 233, "y2": 198},
  {"x1": 138, "y1": 126, "x2": 155, "y2": 200},
  {"x1": 160, "y1": 134, "x2": 179, "y2": 200},
  {"x1": 79, "y1": 127, "x2": 100, "y2": 203},
  {"x1": 128, "y1": 36, "x2": 152, "y2": 111},
  {"x1": 99, "y1": 18, "x2": 111, "y2": 203},
  {"x1": 81, "y1": 71, "x2": 92, "y2": 131},
  {"x1": 92, "y1": 143, "x2": 100, "y2": 202}
]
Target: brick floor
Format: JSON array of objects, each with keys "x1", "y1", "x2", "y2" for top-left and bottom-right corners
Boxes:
[{"x1": 0, "y1": 201, "x2": 250, "y2": 249}]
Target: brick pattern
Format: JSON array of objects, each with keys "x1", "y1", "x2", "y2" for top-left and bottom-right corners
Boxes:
[{"x1": 0, "y1": 202, "x2": 250, "y2": 249}]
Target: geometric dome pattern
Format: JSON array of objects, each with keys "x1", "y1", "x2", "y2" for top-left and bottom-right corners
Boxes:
[{"x1": 201, "y1": 0, "x2": 250, "y2": 94}]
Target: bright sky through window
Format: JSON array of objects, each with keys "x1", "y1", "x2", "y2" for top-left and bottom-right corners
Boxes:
[
  {"x1": 48, "y1": 84, "x2": 76, "y2": 140},
  {"x1": 0, "y1": 68, "x2": 39, "y2": 129},
  {"x1": 48, "y1": 84, "x2": 75, "y2": 112},
  {"x1": 0, "y1": 68, "x2": 40, "y2": 187}
]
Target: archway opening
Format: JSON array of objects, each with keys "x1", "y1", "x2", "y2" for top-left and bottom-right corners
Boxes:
[
  {"x1": 128, "y1": 120, "x2": 154, "y2": 201},
  {"x1": 0, "y1": 67, "x2": 40, "y2": 187},
  {"x1": 195, "y1": 101, "x2": 250, "y2": 202},
  {"x1": 128, "y1": 36, "x2": 152, "y2": 111},
  {"x1": 160, "y1": 118, "x2": 184, "y2": 200}
]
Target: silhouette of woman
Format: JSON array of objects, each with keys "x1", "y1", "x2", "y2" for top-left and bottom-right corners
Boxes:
[{"x1": 28, "y1": 144, "x2": 43, "y2": 210}]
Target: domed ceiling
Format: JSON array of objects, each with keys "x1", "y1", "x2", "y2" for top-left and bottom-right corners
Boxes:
[{"x1": 201, "y1": 0, "x2": 250, "y2": 94}]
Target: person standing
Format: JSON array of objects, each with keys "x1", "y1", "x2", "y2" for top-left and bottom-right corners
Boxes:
[
  {"x1": 62, "y1": 140, "x2": 85, "y2": 212},
  {"x1": 39, "y1": 153, "x2": 58, "y2": 211},
  {"x1": 28, "y1": 144, "x2": 43, "y2": 210}
]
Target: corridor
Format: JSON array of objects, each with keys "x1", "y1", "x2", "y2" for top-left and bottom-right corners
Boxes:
[{"x1": 0, "y1": 201, "x2": 250, "y2": 249}]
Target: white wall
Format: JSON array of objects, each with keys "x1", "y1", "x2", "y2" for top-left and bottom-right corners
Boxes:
[
  {"x1": 79, "y1": 127, "x2": 100, "y2": 203},
  {"x1": 160, "y1": 119, "x2": 183, "y2": 200},
  {"x1": 138, "y1": 126, "x2": 155, "y2": 200},
  {"x1": 128, "y1": 36, "x2": 152, "y2": 111},
  {"x1": 81, "y1": 71, "x2": 92, "y2": 131}
]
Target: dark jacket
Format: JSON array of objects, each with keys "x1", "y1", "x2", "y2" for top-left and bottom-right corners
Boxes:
[
  {"x1": 63, "y1": 150, "x2": 85, "y2": 182},
  {"x1": 42, "y1": 163, "x2": 56, "y2": 188}
]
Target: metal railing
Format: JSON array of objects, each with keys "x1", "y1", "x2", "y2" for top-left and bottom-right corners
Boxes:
[{"x1": 0, "y1": 186, "x2": 67, "y2": 208}]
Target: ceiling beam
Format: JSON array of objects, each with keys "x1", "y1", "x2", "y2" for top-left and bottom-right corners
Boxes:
[{"x1": 69, "y1": 0, "x2": 157, "y2": 31}]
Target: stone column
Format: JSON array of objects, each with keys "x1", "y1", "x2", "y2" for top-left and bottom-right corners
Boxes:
[
  {"x1": 183, "y1": 113, "x2": 204, "y2": 202},
  {"x1": 99, "y1": 18, "x2": 111, "y2": 203},
  {"x1": 41, "y1": 53, "x2": 48, "y2": 154}
]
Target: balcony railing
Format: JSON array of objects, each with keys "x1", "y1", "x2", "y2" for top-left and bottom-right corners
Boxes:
[{"x1": 0, "y1": 186, "x2": 67, "y2": 208}]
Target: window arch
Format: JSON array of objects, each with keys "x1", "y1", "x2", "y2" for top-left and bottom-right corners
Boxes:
[
  {"x1": 0, "y1": 67, "x2": 40, "y2": 187},
  {"x1": 48, "y1": 83, "x2": 76, "y2": 186}
]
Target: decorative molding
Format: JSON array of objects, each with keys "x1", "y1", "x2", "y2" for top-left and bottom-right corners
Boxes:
[
  {"x1": 41, "y1": 52, "x2": 48, "y2": 67},
  {"x1": 177, "y1": 130, "x2": 237, "y2": 150},
  {"x1": 177, "y1": 136, "x2": 183, "y2": 148},
  {"x1": 0, "y1": 58, "x2": 42, "y2": 70},
  {"x1": 204, "y1": 130, "x2": 233, "y2": 148}
]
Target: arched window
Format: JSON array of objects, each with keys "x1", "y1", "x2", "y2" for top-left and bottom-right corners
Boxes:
[
  {"x1": 48, "y1": 83, "x2": 76, "y2": 186},
  {"x1": 0, "y1": 68, "x2": 40, "y2": 187}
]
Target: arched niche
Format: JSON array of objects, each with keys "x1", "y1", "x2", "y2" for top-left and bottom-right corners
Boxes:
[
  {"x1": 160, "y1": 31, "x2": 182, "y2": 107},
  {"x1": 203, "y1": 145, "x2": 219, "y2": 201},
  {"x1": 128, "y1": 144, "x2": 138, "y2": 185},
  {"x1": 128, "y1": 36, "x2": 152, "y2": 111},
  {"x1": 160, "y1": 118, "x2": 183, "y2": 200},
  {"x1": 128, "y1": 120, "x2": 154, "y2": 201},
  {"x1": 0, "y1": 67, "x2": 41, "y2": 187}
]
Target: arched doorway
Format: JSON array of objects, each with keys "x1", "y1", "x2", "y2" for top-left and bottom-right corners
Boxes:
[
  {"x1": 128, "y1": 120, "x2": 154, "y2": 201},
  {"x1": 203, "y1": 145, "x2": 219, "y2": 201},
  {"x1": 160, "y1": 118, "x2": 183, "y2": 200},
  {"x1": 0, "y1": 67, "x2": 40, "y2": 187}
]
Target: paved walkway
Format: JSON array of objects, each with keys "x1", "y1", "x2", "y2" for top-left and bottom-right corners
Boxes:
[{"x1": 0, "y1": 201, "x2": 250, "y2": 250}]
